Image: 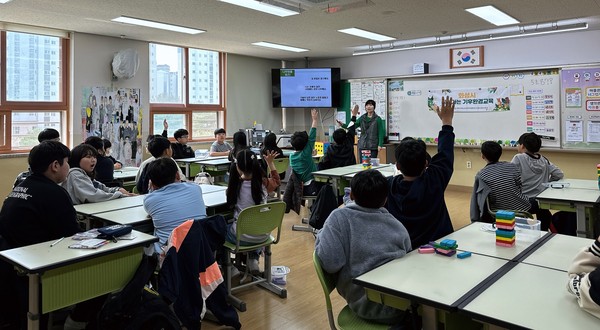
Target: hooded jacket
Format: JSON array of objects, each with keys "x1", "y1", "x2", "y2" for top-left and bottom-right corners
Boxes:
[
  {"x1": 511, "y1": 152, "x2": 563, "y2": 197},
  {"x1": 61, "y1": 167, "x2": 122, "y2": 205},
  {"x1": 318, "y1": 116, "x2": 357, "y2": 170}
]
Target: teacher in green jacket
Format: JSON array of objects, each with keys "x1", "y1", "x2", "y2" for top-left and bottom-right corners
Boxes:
[{"x1": 355, "y1": 99, "x2": 385, "y2": 159}]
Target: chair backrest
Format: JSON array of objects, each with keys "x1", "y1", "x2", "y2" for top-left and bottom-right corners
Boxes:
[
  {"x1": 236, "y1": 201, "x2": 285, "y2": 244},
  {"x1": 313, "y1": 251, "x2": 338, "y2": 330},
  {"x1": 272, "y1": 157, "x2": 290, "y2": 174},
  {"x1": 486, "y1": 196, "x2": 533, "y2": 219}
]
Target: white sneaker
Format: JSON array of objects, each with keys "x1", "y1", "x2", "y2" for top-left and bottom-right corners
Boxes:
[
  {"x1": 64, "y1": 315, "x2": 87, "y2": 330},
  {"x1": 248, "y1": 258, "x2": 260, "y2": 275},
  {"x1": 231, "y1": 266, "x2": 241, "y2": 278}
]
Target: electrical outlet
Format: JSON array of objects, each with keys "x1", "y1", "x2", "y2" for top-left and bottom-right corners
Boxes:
[{"x1": 466, "y1": 161, "x2": 472, "y2": 169}]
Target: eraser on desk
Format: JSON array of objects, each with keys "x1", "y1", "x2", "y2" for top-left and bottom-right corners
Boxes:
[
  {"x1": 457, "y1": 251, "x2": 472, "y2": 259},
  {"x1": 418, "y1": 246, "x2": 435, "y2": 254}
]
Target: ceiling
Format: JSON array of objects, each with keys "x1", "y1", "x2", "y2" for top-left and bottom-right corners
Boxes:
[{"x1": 1, "y1": 0, "x2": 600, "y2": 61}]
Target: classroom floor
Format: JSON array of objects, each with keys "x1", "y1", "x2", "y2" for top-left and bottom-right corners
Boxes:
[{"x1": 203, "y1": 186, "x2": 472, "y2": 330}]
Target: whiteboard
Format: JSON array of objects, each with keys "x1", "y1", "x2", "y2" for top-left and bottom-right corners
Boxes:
[
  {"x1": 387, "y1": 70, "x2": 561, "y2": 148},
  {"x1": 350, "y1": 80, "x2": 387, "y2": 120}
]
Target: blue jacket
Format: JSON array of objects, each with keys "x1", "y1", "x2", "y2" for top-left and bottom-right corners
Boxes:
[{"x1": 385, "y1": 125, "x2": 455, "y2": 250}]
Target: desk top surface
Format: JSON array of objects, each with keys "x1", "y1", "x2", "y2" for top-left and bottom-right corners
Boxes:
[
  {"x1": 113, "y1": 167, "x2": 139, "y2": 179},
  {"x1": 203, "y1": 190, "x2": 227, "y2": 207},
  {"x1": 354, "y1": 250, "x2": 507, "y2": 309},
  {"x1": 343, "y1": 165, "x2": 397, "y2": 179},
  {"x1": 442, "y1": 223, "x2": 546, "y2": 261},
  {"x1": 195, "y1": 158, "x2": 232, "y2": 165},
  {"x1": 313, "y1": 163, "x2": 392, "y2": 177},
  {"x1": 553, "y1": 178, "x2": 599, "y2": 190},
  {"x1": 522, "y1": 234, "x2": 593, "y2": 271},
  {"x1": 200, "y1": 184, "x2": 227, "y2": 194},
  {"x1": 92, "y1": 206, "x2": 151, "y2": 225},
  {"x1": 74, "y1": 195, "x2": 146, "y2": 216},
  {"x1": 0, "y1": 230, "x2": 156, "y2": 272},
  {"x1": 536, "y1": 186, "x2": 600, "y2": 204},
  {"x1": 461, "y1": 263, "x2": 600, "y2": 329},
  {"x1": 176, "y1": 155, "x2": 228, "y2": 163}
]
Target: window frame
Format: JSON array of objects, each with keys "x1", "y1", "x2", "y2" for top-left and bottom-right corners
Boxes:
[
  {"x1": 149, "y1": 45, "x2": 226, "y2": 142},
  {"x1": 0, "y1": 30, "x2": 70, "y2": 153}
]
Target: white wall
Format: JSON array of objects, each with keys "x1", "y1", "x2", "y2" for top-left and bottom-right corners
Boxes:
[
  {"x1": 311, "y1": 29, "x2": 600, "y2": 79},
  {"x1": 71, "y1": 33, "x2": 284, "y2": 148}
]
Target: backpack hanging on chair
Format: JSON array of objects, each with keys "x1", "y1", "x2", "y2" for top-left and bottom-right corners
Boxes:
[{"x1": 194, "y1": 172, "x2": 214, "y2": 185}]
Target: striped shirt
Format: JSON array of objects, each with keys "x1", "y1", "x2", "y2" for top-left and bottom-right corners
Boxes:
[{"x1": 477, "y1": 162, "x2": 531, "y2": 211}]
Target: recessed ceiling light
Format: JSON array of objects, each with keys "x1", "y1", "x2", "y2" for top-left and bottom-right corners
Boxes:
[
  {"x1": 218, "y1": 0, "x2": 299, "y2": 17},
  {"x1": 111, "y1": 16, "x2": 205, "y2": 34},
  {"x1": 466, "y1": 5, "x2": 519, "y2": 26},
  {"x1": 338, "y1": 28, "x2": 395, "y2": 42},
  {"x1": 252, "y1": 42, "x2": 308, "y2": 53}
]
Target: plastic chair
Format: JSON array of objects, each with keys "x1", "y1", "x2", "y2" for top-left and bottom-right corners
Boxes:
[
  {"x1": 486, "y1": 196, "x2": 533, "y2": 220},
  {"x1": 223, "y1": 201, "x2": 287, "y2": 311},
  {"x1": 271, "y1": 157, "x2": 289, "y2": 199},
  {"x1": 313, "y1": 251, "x2": 388, "y2": 330}
]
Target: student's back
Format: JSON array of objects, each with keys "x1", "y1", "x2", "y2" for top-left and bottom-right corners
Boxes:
[
  {"x1": 386, "y1": 97, "x2": 455, "y2": 250},
  {"x1": 511, "y1": 132, "x2": 563, "y2": 197}
]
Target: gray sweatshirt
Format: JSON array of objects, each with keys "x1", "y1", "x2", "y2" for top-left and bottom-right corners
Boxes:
[
  {"x1": 61, "y1": 168, "x2": 122, "y2": 205},
  {"x1": 315, "y1": 203, "x2": 411, "y2": 323},
  {"x1": 511, "y1": 152, "x2": 564, "y2": 197}
]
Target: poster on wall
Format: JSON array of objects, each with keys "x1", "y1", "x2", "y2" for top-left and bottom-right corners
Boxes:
[
  {"x1": 561, "y1": 67, "x2": 600, "y2": 148},
  {"x1": 81, "y1": 87, "x2": 143, "y2": 167}
]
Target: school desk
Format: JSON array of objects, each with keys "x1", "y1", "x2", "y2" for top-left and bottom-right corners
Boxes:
[
  {"x1": 74, "y1": 195, "x2": 145, "y2": 217},
  {"x1": 521, "y1": 233, "x2": 594, "y2": 272},
  {"x1": 0, "y1": 231, "x2": 157, "y2": 330},
  {"x1": 312, "y1": 163, "x2": 393, "y2": 195},
  {"x1": 91, "y1": 206, "x2": 152, "y2": 232},
  {"x1": 112, "y1": 166, "x2": 139, "y2": 181},
  {"x1": 460, "y1": 263, "x2": 600, "y2": 329},
  {"x1": 536, "y1": 179, "x2": 600, "y2": 238},
  {"x1": 354, "y1": 249, "x2": 509, "y2": 329},
  {"x1": 342, "y1": 164, "x2": 397, "y2": 180},
  {"x1": 176, "y1": 155, "x2": 228, "y2": 178}
]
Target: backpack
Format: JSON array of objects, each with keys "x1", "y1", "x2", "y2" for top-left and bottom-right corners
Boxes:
[
  {"x1": 194, "y1": 172, "x2": 214, "y2": 185},
  {"x1": 309, "y1": 184, "x2": 339, "y2": 229},
  {"x1": 90, "y1": 255, "x2": 181, "y2": 330}
]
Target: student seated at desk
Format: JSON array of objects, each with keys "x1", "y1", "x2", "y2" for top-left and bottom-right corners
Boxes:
[
  {"x1": 171, "y1": 128, "x2": 195, "y2": 159},
  {"x1": 84, "y1": 136, "x2": 118, "y2": 186},
  {"x1": 229, "y1": 131, "x2": 250, "y2": 162},
  {"x1": 225, "y1": 149, "x2": 280, "y2": 274},
  {"x1": 143, "y1": 158, "x2": 207, "y2": 255},
  {"x1": 315, "y1": 169, "x2": 411, "y2": 325},
  {"x1": 137, "y1": 137, "x2": 187, "y2": 194},
  {"x1": 512, "y1": 132, "x2": 564, "y2": 230},
  {"x1": 12, "y1": 127, "x2": 61, "y2": 188},
  {"x1": 61, "y1": 144, "x2": 133, "y2": 205},
  {"x1": 260, "y1": 132, "x2": 286, "y2": 179},
  {"x1": 386, "y1": 97, "x2": 455, "y2": 250},
  {"x1": 103, "y1": 138, "x2": 122, "y2": 170},
  {"x1": 319, "y1": 104, "x2": 358, "y2": 170},
  {"x1": 470, "y1": 141, "x2": 540, "y2": 223},
  {"x1": 0, "y1": 141, "x2": 101, "y2": 329},
  {"x1": 290, "y1": 109, "x2": 321, "y2": 196},
  {"x1": 567, "y1": 235, "x2": 600, "y2": 320},
  {"x1": 135, "y1": 133, "x2": 164, "y2": 184},
  {"x1": 210, "y1": 128, "x2": 233, "y2": 157}
]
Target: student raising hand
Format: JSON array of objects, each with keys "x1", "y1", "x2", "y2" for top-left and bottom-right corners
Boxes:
[
  {"x1": 311, "y1": 109, "x2": 318, "y2": 128},
  {"x1": 433, "y1": 96, "x2": 455, "y2": 126}
]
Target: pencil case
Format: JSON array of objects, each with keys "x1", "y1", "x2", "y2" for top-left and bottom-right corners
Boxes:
[{"x1": 97, "y1": 224, "x2": 132, "y2": 240}]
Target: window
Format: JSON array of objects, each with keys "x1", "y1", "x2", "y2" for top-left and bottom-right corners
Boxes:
[
  {"x1": 149, "y1": 43, "x2": 225, "y2": 141},
  {"x1": 0, "y1": 31, "x2": 69, "y2": 152}
]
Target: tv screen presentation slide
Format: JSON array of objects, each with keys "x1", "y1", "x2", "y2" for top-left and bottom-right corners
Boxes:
[{"x1": 280, "y1": 69, "x2": 332, "y2": 107}]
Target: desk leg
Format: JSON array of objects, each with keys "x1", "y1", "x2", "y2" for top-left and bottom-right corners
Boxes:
[
  {"x1": 576, "y1": 205, "x2": 589, "y2": 238},
  {"x1": 28, "y1": 273, "x2": 40, "y2": 330},
  {"x1": 422, "y1": 305, "x2": 436, "y2": 330}
]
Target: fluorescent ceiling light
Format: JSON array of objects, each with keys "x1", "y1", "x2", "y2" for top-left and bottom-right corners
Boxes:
[
  {"x1": 338, "y1": 28, "x2": 395, "y2": 42},
  {"x1": 466, "y1": 5, "x2": 519, "y2": 26},
  {"x1": 111, "y1": 16, "x2": 205, "y2": 34},
  {"x1": 219, "y1": 0, "x2": 299, "y2": 17},
  {"x1": 0, "y1": 0, "x2": 13, "y2": 3},
  {"x1": 252, "y1": 41, "x2": 308, "y2": 52}
]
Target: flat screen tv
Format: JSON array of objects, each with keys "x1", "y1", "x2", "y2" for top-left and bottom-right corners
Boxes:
[{"x1": 272, "y1": 68, "x2": 341, "y2": 108}]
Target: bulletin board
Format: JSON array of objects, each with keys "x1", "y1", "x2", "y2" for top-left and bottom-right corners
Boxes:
[
  {"x1": 561, "y1": 66, "x2": 600, "y2": 149},
  {"x1": 387, "y1": 69, "x2": 561, "y2": 148}
]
